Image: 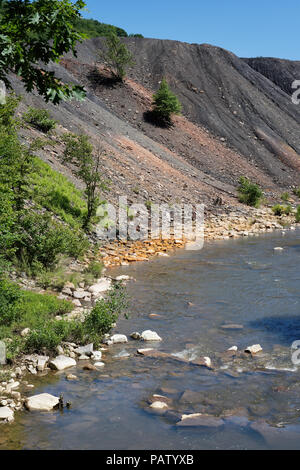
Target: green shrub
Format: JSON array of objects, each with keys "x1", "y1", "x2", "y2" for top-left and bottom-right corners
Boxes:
[
  {"x1": 84, "y1": 261, "x2": 103, "y2": 279},
  {"x1": 238, "y1": 177, "x2": 263, "y2": 208},
  {"x1": 83, "y1": 283, "x2": 128, "y2": 345},
  {"x1": 281, "y1": 192, "x2": 290, "y2": 202},
  {"x1": 16, "y1": 212, "x2": 89, "y2": 274},
  {"x1": 23, "y1": 107, "x2": 56, "y2": 133},
  {"x1": 272, "y1": 204, "x2": 292, "y2": 216},
  {"x1": 293, "y1": 188, "x2": 300, "y2": 198},
  {"x1": 0, "y1": 279, "x2": 22, "y2": 326},
  {"x1": 296, "y1": 206, "x2": 300, "y2": 223}
]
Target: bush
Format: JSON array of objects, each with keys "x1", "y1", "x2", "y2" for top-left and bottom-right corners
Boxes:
[
  {"x1": 281, "y1": 192, "x2": 290, "y2": 202},
  {"x1": 296, "y1": 206, "x2": 300, "y2": 222},
  {"x1": 0, "y1": 279, "x2": 22, "y2": 326},
  {"x1": 272, "y1": 204, "x2": 292, "y2": 216},
  {"x1": 23, "y1": 107, "x2": 56, "y2": 133},
  {"x1": 293, "y1": 188, "x2": 300, "y2": 198},
  {"x1": 84, "y1": 261, "x2": 104, "y2": 279},
  {"x1": 83, "y1": 283, "x2": 128, "y2": 345},
  {"x1": 238, "y1": 177, "x2": 263, "y2": 207},
  {"x1": 16, "y1": 212, "x2": 89, "y2": 274},
  {"x1": 151, "y1": 78, "x2": 181, "y2": 125}
]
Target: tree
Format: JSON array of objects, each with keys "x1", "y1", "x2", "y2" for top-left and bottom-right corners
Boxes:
[
  {"x1": 0, "y1": 0, "x2": 86, "y2": 104},
  {"x1": 98, "y1": 32, "x2": 134, "y2": 81},
  {"x1": 62, "y1": 133, "x2": 104, "y2": 230},
  {"x1": 152, "y1": 78, "x2": 181, "y2": 124}
]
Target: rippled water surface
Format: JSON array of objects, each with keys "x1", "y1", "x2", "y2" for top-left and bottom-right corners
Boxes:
[{"x1": 1, "y1": 230, "x2": 300, "y2": 450}]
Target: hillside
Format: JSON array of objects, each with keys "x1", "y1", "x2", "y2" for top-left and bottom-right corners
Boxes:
[{"x1": 10, "y1": 37, "x2": 300, "y2": 215}]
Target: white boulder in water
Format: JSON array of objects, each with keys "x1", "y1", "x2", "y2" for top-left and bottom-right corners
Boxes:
[
  {"x1": 141, "y1": 330, "x2": 162, "y2": 342},
  {"x1": 245, "y1": 344, "x2": 262, "y2": 354},
  {"x1": 49, "y1": 355, "x2": 76, "y2": 371},
  {"x1": 110, "y1": 334, "x2": 128, "y2": 344},
  {"x1": 25, "y1": 393, "x2": 59, "y2": 412}
]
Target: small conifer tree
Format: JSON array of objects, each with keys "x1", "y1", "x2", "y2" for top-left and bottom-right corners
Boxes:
[{"x1": 152, "y1": 78, "x2": 181, "y2": 124}]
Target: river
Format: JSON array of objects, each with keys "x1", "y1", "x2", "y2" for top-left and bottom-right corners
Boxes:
[{"x1": 1, "y1": 230, "x2": 300, "y2": 450}]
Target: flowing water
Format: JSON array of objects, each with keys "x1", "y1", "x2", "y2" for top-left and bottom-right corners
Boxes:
[{"x1": 1, "y1": 230, "x2": 300, "y2": 450}]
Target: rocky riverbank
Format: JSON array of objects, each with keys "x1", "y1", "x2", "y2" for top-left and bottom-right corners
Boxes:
[
  {"x1": 99, "y1": 207, "x2": 299, "y2": 267},
  {"x1": 0, "y1": 207, "x2": 299, "y2": 425}
]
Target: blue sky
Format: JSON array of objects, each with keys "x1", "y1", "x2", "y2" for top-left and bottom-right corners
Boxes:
[{"x1": 82, "y1": 0, "x2": 299, "y2": 60}]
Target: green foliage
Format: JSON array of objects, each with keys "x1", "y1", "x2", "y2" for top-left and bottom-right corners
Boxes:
[
  {"x1": 0, "y1": 279, "x2": 22, "y2": 326},
  {"x1": 23, "y1": 107, "x2": 57, "y2": 133},
  {"x1": 98, "y1": 32, "x2": 135, "y2": 81},
  {"x1": 15, "y1": 212, "x2": 89, "y2": 274},
  {"x1": 72, "y1": 17, "x2": 128, "y2": 38},
  {"x1": 151, "y1": 78, "x2": 181, "y2": 124},
  {"x1": 293, "y1": 187, "x2": 300, "y2": 198},
  {"x1": 0, "y1": 280, "x2": 128, "y2": 357},
  {"x1": 62, "y1": 133, "x2": 105, "y2": 230},
  {"x1": 84, "y1": 261, "x2": 103, "y2": 279},
  {"x1": 0, "y1": 96, "x2": 89, "y2": 273},
  {"x1": 31, "y1": 157, "x2": 86, "y2": 228},
  {"x1": 237, "y1": 177, "x2": 263, "y2": 208},
  {"x1": 281, "y1": 192, "x2": 290, "y2": 202},
  {"x1": 296, "y1": 206, "x2": 300, "y2": 223},
  {"x1": 0, "y1": 0, "x2": 86, "y2": 104},
  {"x1": 272, "y1": 204, "x2": 292, "y2": 216},
  {"x1": 83, "y1": 283, "x2": 128, "y2": 345}
]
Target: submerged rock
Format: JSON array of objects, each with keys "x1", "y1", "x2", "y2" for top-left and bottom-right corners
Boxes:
[
  {"x1": 150, "y1": 401, "x2": 168, "y2": 410},
  {"x1": 25, "y1": 393, "x2": 59, "y2": 412},
  {"x1": 176, "y1": 413, "x2": 224, "y2": 427},
  {"x1": 130, "y1": 332, "x2": 142, "y2": 340}
]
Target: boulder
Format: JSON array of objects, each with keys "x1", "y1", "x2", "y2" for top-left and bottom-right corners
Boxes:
[
  {"x1": 110, "y1": 334, "x2": 128, "y2": 344},
  {"x1": 176, "y1": 413, "x2": 224, "y2": 427},
  {"x1": 49, "y1": 355, "x2": 76, "y2": 371},
  {"x1": 20, "y1": 328, "x2": 30, "y2": 337},
  {"x1": 0, "y1": 406, "x2": 14, "y2": 422},
  {"x1": 91, "y1": 351, "x2": 102, "y2": 361},
  {"x1": 73, "y1": 290, "x2": 88, "y2": 299},
  {"x1": 130, "y1": 332, "x2": 142, "y2": 340},
  {"x1": 88, "y1": 278, "x2": 112, "y2": 295},
  {"x1": 74, "y1": 344, "x2": 94, "y2": 356},
  {"x1": 245, "y1": 344, "x2": 263, "y2": 354},
  {"x1": 25, "y1": 393, "x2": 59, "y2": 412},
  {"x1": 115, "y1": 275, "x2": 131, "y2": 281},
  {"x1": 150, "y1": 401, "x2": 168, "y2": 410},
  {"x1": 141, "y1": 330, "x2": 162, "y2": 342}
]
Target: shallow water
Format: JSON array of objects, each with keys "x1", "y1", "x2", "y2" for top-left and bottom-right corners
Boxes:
[{"x1": 2, "y1": 230, "x2": 300, "y2": 450}]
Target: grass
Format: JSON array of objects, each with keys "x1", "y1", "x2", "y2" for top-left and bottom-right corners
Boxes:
[
  {"x1": 0, "y1": 280, "x2": 127, "y2": 359},
  {"x1": 31, "y1": 157, "x2": 87, "y2": 229}
]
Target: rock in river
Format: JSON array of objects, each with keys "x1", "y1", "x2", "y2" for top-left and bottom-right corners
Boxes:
[
  {"x1": 176, "y1": 413, "x2": 224, "y2": 428},
  {"x1": 110, "y1": 334, "x2": 128, "y2": 344},
  {"x1": 0, "y1": 406, "x2": 14, "y2": 423},
  {"x1": 245, "y1": 344, "x2": 263, "y2": 354},
  {"x1": 49, "y1": 355, "x2": 76, "y2": 371},
  {"x1": 25, "y1": 393, "x2": 59, "y2": 412},
  {"x1": 141, "y1": 330, "x2": 162, "y2": 342}
]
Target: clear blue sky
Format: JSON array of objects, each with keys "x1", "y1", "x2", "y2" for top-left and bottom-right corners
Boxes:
[{"x1": 82, "y1": 0, "x2": 299, "y2": 60}]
